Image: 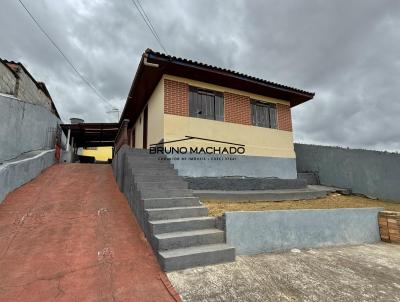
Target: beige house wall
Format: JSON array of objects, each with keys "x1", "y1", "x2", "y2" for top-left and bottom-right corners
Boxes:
[
  {"x1": 133, "y1": 78, "x2": 164, "y2": 148},
  {"x1": 163, "y1": 114, "x2": 295, "y2": 158},
  {"x1": 133, "y1": 75, "x2": 295, "y2": 159}
]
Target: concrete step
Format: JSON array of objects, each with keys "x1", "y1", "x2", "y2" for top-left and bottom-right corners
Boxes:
[
  {"x1": 126, "y1": 154, "x2": 168, "y2": 160},
  {"x1": 129, "y1": 163, "x2": 174, "y2": 170},
  {"x1": 132, "y1": 165, "x2": 175, "y2": 171},
  {"x1": 126, "y1": 148, "x2": 166, "y2": 157},
  {"x1": 133, "y1": 174, "x2": 183, "y2": 183},
  {"x1": 132, "y1": 169, "x2": 178, "y2": 177},
  {"x1": 298, "y1": 172, "x2": 319, "y2": 185},
  {"x1": 136, "y1": 181, "x2": 188, "y2": 190},
  {"x1": 307, "y1": 185, "x2": 352, "y2": 195},
  {"x1": 146, "y1": 206, "x2": 208, "y2": 221},
  {"x1": 185, "y1": 177, "x2": 307, "y2": 190},
  {"x1": 193, "y1": 188, "x2": 328, "y2": 201},
  {"x1": 140, "y1": 188, "x2": 194, "y2": 199},
  {"x1": 154, "y1": 229, "x2": 224, "y2": 250},
  {"x1": 158, "y1": 243, "x2": 235, "y2": 271},
  {"x1": 149, "y1": 217, "x2": 216, "y2": 234},
  {"x1": 143, "y1": 197, "x2": 201, "y2": 209},
  {"x1": 121, "y1": 148, "x2": 238, "y2": 272},
  {"x1": 127, "y1": 158, "x2": 172, "y2": 165}
]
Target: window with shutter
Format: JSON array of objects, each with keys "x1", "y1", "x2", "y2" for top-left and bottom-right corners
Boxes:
[
  {"x1": 251, "y1": 100, "x2": 277, "y2": 129},
  {"x1": 189, "y1": 86, "x2": 224, "y2": 121}
]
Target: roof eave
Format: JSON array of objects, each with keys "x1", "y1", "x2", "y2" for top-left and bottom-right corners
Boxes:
[{"x1": 147, "y1": 51, "x2": 314, "y2": 107}]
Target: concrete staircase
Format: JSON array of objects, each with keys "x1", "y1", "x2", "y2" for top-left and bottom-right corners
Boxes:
[{"x1": 124, "y1": 149, "x2": 235, "y2": 271}]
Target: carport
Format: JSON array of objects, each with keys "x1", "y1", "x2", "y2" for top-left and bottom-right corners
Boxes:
[{"x1": 60, "y1": 122, "x2": 119, "y2": 162}]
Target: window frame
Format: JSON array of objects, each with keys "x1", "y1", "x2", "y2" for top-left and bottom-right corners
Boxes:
[
  {"x1": 251, "y1": 100, "x2": 277, "y2": 129},
  {"x1": 189, "y1": 86, "x2": 224, "y2": 121}
]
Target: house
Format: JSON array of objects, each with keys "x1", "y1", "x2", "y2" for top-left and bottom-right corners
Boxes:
[
  {"x1": 118, "y1": 49, "x2": 314, "y2": 179},
  {"x1": 112, "y1": 49, "x2": 315, "y2": 270},
  {"x1": 82, "y1": 146, "x2": 113, "y2": 162},
  {"x1": 0, "y1": 58, "x2": 60, "y2": 118}
]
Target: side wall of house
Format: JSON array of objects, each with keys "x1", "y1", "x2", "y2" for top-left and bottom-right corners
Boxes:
[
  {"x1": 133, "y1": 79, "x2": 164, "y2": 148},
  {"x1": 16, "y1": 68, "x2": 52, "y2": 111},
  {"x1": 0, "y1": 61, "x2": 53, "y2": 112},
  {"x1": 162, "y1": 74, "x2": 297, "y2": 178},
  {"x1": 0, "y1": 62, "x2": 17, "y2": 95},
  {"x1": 82, "y1": 147, "x2": 113, "y2": 161}
]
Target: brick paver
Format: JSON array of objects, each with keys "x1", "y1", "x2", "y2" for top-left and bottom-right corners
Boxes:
[{"x1": 0, "y1": 164, "x2": 181, "y2": 302}]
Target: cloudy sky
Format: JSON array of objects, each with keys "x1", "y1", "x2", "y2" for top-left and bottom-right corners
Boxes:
[{"x1": 1, "y1": 0, "x2": 399, "y2": 151}]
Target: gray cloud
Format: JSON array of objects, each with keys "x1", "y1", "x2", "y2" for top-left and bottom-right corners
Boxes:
[{"x1": 1, "y1": 0, "x2": 399, "y2": 151}]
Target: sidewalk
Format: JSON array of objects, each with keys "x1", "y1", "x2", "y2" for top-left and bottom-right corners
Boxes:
[{"x1": 0, "y1": 164, "x2": 181, "y2": 302}]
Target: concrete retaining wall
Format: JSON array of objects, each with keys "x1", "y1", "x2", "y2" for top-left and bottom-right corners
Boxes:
[
  {"x1": 225, "y1": 208, "x2": 383, "y2": 255},
  {"x1": 0, "y1": 150, "x2": 55, "y2": 202},
  {"x1": 295, "y1": 143, "x2": 400, "y2": 202},
  {"x1": 185, "y1": 177, "x2": 307, "y2": 190},
  {"x1": 168, "y1": 154, "x2": 297, "y2": 179},
  {"x1": 112, "y1": 145, "x2": 129, "y2": 191},
  {"x1": 0, "y1": 94, "x2": 62, "y2": 163}
]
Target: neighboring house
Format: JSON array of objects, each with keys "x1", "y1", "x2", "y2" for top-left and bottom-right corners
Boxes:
[
  {"x1": 0, "y1": 58, "x2": 63, "y2": 163},
  {"x1": 0, "y1": 58, "x2": 60, "y2": 118},
  {"x1": 82, "y1": 147, "x2": 113, "y2": 162},
  {"x1": 118, "y1": 49, "x2": 315, "y2": 179}
]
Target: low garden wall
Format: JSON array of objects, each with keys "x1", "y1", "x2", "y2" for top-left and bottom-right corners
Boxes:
[
  {"x1": 225, "y1": 208, "x2": 383, "y2": 255},
  {"x1": 0, "y1": 149, "x2": 55, "y2": 203}
]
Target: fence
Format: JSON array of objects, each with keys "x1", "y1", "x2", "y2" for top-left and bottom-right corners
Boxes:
[{"x1": 295, "y1": 143, "x2": 400, "y2": 202}]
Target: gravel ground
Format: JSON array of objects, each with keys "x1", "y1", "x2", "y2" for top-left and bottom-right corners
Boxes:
[{"x1": 204, "y1": 193, "x2": 400, "y2": 216}]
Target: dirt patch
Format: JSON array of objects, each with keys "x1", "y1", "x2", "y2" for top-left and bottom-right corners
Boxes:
[{"x1": 203, "y1": 194, "x2": 400, "y2": 217}]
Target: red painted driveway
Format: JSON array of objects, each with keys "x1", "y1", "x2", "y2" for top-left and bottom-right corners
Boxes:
[{"x1": 0, "y1": 164, "x2": 181, "y2": 302}]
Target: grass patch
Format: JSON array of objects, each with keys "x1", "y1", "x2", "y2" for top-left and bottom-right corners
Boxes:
[{"x1": 203, "y1": 194, "x2": 400, "y2": 217}]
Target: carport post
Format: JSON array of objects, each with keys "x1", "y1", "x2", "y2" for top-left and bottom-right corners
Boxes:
[{"x1": 66, "y1": 128, "x2": 71, "y2": 151}]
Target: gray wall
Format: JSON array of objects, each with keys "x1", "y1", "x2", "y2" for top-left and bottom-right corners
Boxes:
[
  {"x1": 0, "y1": 150, "x2": 55, "y2": 202},
  {"x1": 0, "y1": 94, "x2": 62, "y2": 163},
  {"x1": 168, "y1": 154, "x2": 297, "y2": 179},
  {"x1": 225, "y1": 208, "x2": 383, "y2": 255},
  {"x1": 112, "y1": 145, "x2": 151, "y2": 234},
  {"x1": 295, "y1": 143, "x2": 400, "y2": 202}
]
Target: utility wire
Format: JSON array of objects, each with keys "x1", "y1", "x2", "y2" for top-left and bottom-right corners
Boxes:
[
  {"x1": 135, "y1": 0, "x2": 165, "y2": 51},
  {"x1": 129, "y1": 0, "x2": 168, "y2": 53},
  {"x1": 17, "y1": 0, "x2": 116, "y2": 110}
]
